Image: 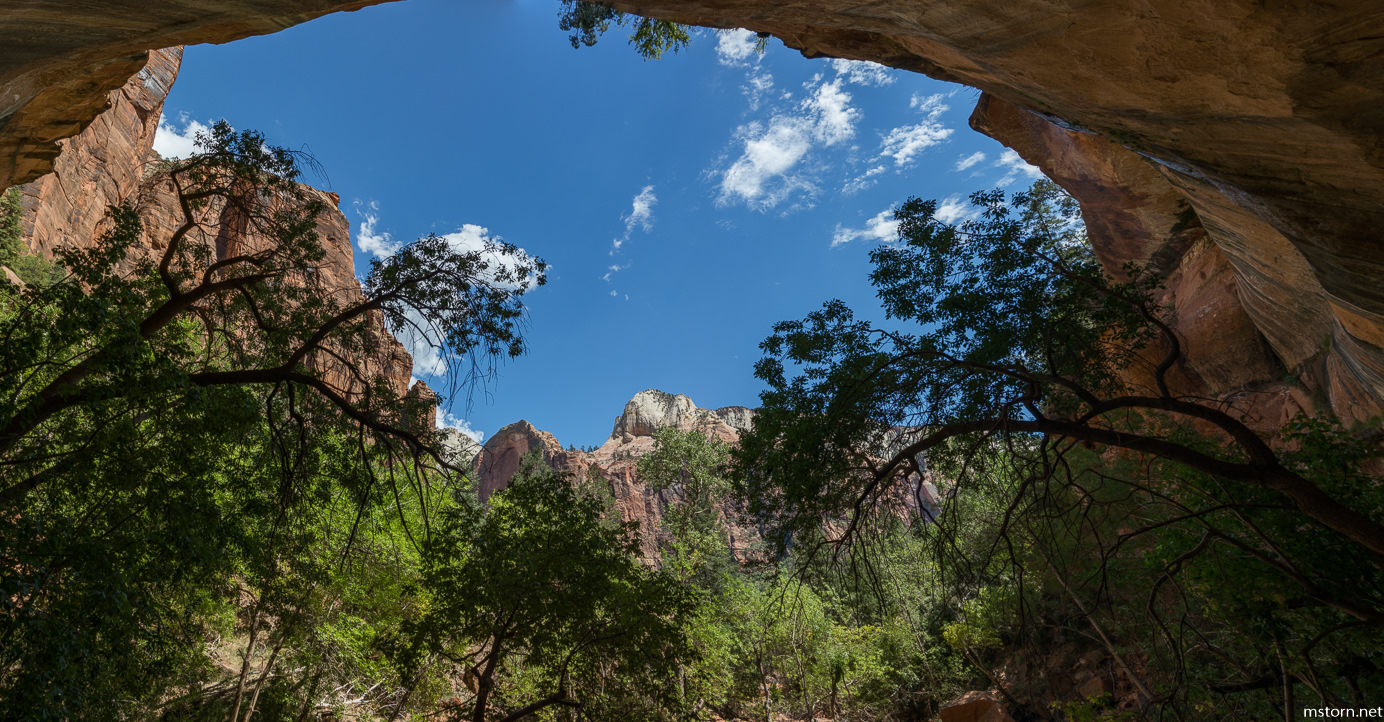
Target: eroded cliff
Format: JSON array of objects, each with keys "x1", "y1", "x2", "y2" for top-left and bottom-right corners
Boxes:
[
  {"x1": 8, "y1": 45, "x2": 413, "y2": 397},
  {"x1": 476, "y1": 389, "x2": 761, "y2": 561}
]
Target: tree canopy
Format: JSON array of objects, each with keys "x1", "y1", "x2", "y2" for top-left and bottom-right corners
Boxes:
[
  {"x1": 402, "y1": 452, "x2": 696, "y2": 722},
  {"x1": 735, "y1": 179, "x2": 1384, "y2": 713},
  {"x1": 0, "y1": 122, "x2": 545, "y2": 719}
]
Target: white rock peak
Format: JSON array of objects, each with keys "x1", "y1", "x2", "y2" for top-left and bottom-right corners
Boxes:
[{"x1": 609, "y1": 389, "x2": 754, "y2": 440}]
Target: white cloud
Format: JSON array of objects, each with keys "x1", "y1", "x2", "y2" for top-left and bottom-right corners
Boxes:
[
  {"x1": 933, "y1": 194, "x2": 978, "y2": 225},
  {"x1": 605, "y1": 186, "x2": 655, "y2": 292},
  {"x1": 994, "y1": 149, "x2": 1045, "y2": 186},
  {"x1": 742, "y1": 69, "x2": 775, "y2": 112},
  {"x1": 807, "y1": 79, "x2": 858, "y2": 145},
  {"x1": 716, "y1": 28, "x2": 759, "y2": 67},
  {"x1": 831, "y1": 59, "x2": 896, "y2": 87},
  {"x1": 831, "y1": 207, "x2": 900, "y2": 247},
  {"x1": 878, "y1": 94, "x2": 952, "y2": 167},
  {"x1": 878, "y1": 122, "x2": 951, "y2": 167},
  {"x1": 354, "y1": 201, "x2": 401, "y2": 259},
  {"x1": 624, "y1": 185, "x2": 657, "y2": 234},
  {"x1": 436, "y1": 224, "x2": 536, "y2": 291},
  {"x1": 435, "y1": 408, "x2": 483, "y2": 443},
  {"x1": 152, "y1": 113, "x2": 212, "y2": 160},
  {"x1": 841, "y1": 93, "x2": 952, "y2": 191},
  {"x1": 842, "y1": 164, "x2": 885, "y2": 195},
  {"x1": 602, "y1": 262, "x2": 630, "y2": 282},
  {"x1": 955, "y1": 151, "x2": 987, "y2": 172},
  {"x1": 716, "y1": 78, "x2": 860, "y2": 211},
  {"x1": 345, "y1": 205, "x2": 538, "y2": 379},
  {"x1": 611, "y1": 186, "x2": 657, "y2": 255},
  {"x1": 369, "y1": 219, "x2": 534, "y2": 379},
  {"x1": 408, "y1": 324, "x2": 447, "y2": 378}
]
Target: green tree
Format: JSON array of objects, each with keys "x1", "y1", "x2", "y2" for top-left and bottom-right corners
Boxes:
[
  {"x1": 638, "y1": 427, "x2": 737, "y2": 589},
  {"x1": 735, "y1": 179, "x2": 1384, "y2": 713},
  {"x1": 0, "y1": 121, "x2": 544, "y2": 719},
  {"x1": 401, "y1": 453, "x2": 696, "y2": 721},
  {"x1": 557, "y1": 1, "x2": 691, "y2": 60}
]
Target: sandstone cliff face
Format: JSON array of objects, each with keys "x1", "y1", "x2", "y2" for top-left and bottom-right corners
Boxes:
[
  {"x1": 0, "y1": 1, "x2": 400, "y2": 187},
  {"x1": 4, "y1": 1, "x2": 1382, "y2": 426},
  {"x1": 969, "y1": 93, "x2": 1320, "y2": 428},
  {"x1": 476, "y1": 390, "x2": 759, "y2": 562},
  {"x1": 13, "y1": 47, "x2": 181, "y2": 260},
  {"x1": 9, "y1": 45, "x2": 413, "y2": 398}
]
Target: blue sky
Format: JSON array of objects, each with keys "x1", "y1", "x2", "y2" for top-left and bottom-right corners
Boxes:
[{"x1": 153, "y1": 0, "x2": 1042, "y2": 447}]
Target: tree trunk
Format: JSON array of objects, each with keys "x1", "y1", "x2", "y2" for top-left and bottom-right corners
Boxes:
[
  {"x1": 242, "y1": 633, "x2": 286, "y2": 721},
  {"x1": 295, "y1": 670, "x2": 323, "y2": 722},
  {"x1": 229, "y1": 605, "x2": 263, "y2": 722},
  {"x1": 472, "y1": 641, "x2": 503, "y2": 722}
]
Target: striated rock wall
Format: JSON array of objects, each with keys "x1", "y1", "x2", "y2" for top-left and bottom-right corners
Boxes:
[
  {"x1": 476, "y1": 390, "x2": 760, "y2": 562},
  {"x1": 13, "y1": 47, "x2": 182, "y2": 260},
  {"x1": 0, "y1": 1, "x2": 401, "y2": 187},
  {"x1": 8, "y1": 45, "x2": 413, "y2": 398},
  {"x1": 969, "y1": 94, "x2": 1320, "y2": 428},
  {"x1": 3, "y1": 0, "x2": 1383, "y2": 423}
]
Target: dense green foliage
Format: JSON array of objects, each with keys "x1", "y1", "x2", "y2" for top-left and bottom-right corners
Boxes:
[
  {"x1": 635, "y1": 428, "x2": 980, "y2": 720},
  {"x1": 735, "y1": 179, "x2": 1384, "y2": 716},
  {"x1": 400, "y1": 454, "x2": 696, "y2": 721},
  {"x1": 0, "y1": 123, "x2": 547, "y2": 720}
]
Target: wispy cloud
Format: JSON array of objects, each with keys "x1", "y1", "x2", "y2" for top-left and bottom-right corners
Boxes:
[
  {"x1": 612, "y1": 185, "x2": 657, "y2": 255},
  {"x1": 830, "y1": 59, "x2": 896, "y2": 87},
  {"x1": 602, "y1": 262, "x2": 630, "y2": 282},
  {"x1": 152, "y1": 112, "x2": 212, "y2": 160},
  {"x1": 831, "y1": 206, "x2": 900, "y2": 247},
  {"x1": 842, "y1": 164, "x2": 886, "y2": 195},
  {"x1": 878, "y1": 94, "x2": 953, "y2": 167},
  {"x1": 742, "y1": 69, "x2": 775, "y2": 112},
  {"x1": 605, "y1": 187, "x2": 656, "y2": 296},
  {"x1": 716, "y1": 76, "x2": 860, "y2": 211},
  {"x1": 933, "y1": 194, "x2": 979, "y2": 225},
  {"x1": 994, "y1": 149, "x2": 1044, "y2": 186},
  {"x1": 625, "y1": 185, "x2": 657, "y2": 234},
  {"x1": 954, "y1": 151, "x2": 987, "y2": 172},
  {"x1": 435, "y1": 407, "x2": 483, "y2": 443},
  {"x1": 843, "y1": 93, "x2": 953, "y2": 192},
  {"x1": 716, "y1": 28, "x2": 759, "y2": 67},
  {"x1": 354, "y1": 200, "x2": 401, "y2": 258}
]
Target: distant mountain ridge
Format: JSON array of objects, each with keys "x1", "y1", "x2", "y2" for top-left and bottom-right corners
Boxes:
[{"x1": 466, "y1": 390, "x2": 758, "y2": 562}]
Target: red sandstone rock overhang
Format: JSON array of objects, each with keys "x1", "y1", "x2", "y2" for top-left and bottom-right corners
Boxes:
[{"x1": 2, "y1": 0, "x2": 1382, "y2": 418}]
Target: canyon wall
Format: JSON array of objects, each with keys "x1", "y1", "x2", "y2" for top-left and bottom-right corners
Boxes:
[
  {"x1": 0, "y1": 1, "x2": 400, "y2": 187},
  {"x1": 475, "y1": 389, "x2": 765, "y2": 562},
  {"x1": 474, "y1": 389, "x2": 940, "y2": 562},
  {"x1": 7, "y1": 46, "x2": 413, "y2": 397},
  {"x1": 2, "y1": 1, "x2": 1383, "y2": 422}
]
